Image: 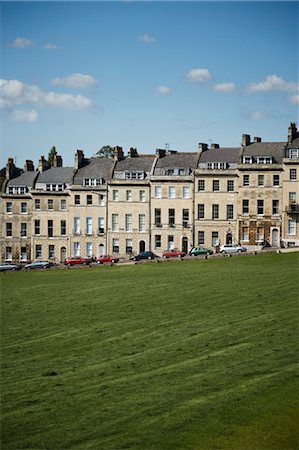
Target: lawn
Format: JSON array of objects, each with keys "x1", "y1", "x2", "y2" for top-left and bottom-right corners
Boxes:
[{"x1": 1, "y1": 252, "x2": 298, "y2": 450}]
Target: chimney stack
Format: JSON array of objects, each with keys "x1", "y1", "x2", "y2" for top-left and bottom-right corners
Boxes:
[
  {"x1": 210, "y1": 143, "x2": 220, "y2": 149},
  {"x1": 254, "y1": 137, "x2": 262, "y2": 143},
  {"x1": 6, "y1": 158, "x2": 15, "y2": 180},
  {"x1": 114, "y1": 146, "x2": 124, "y2": 161},
  {"x1": 127, "y1": 147, "x2": 138, "y2": 158},
  {"x1": 24, "y1": 160, "x2": 34, "y2": 171},
  {"x1": 156, "y1": 149, "x2": 166, "y2": 158},
  {"x1": 38, "y1": 156, "x2": 49, "y2": 172},
  {"x1": 288, "y1": 122, "x2": 297, "y2": 144},
  {"x1": 53, "y1": 155, "x2": 63, "y2": 167},
  {"x1": 242, "y1": 134, "x2": 251, "y2": 146},
  {"x1": 74, "y1": 149, "x2": 85, "y2": 169},
  {"x1": 198, "y1": 143, "x2": 208, "y2": 152}
]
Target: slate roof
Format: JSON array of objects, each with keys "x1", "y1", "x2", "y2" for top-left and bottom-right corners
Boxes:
[
  {"x1": 199, "y1": 147, "x2": 240, "y2": 164},
  {"x1": 7, "y1": 171, "x2": 37, "y2": 187},
  {"x1": 73, "y1": 157, "x2": 114, "y2": 184},
  {"x1": 37, "y1": 167, "x2": 74, "y2": 184},
  {"x1": 286, "y1": 137, "x2": 299, "y2": 148},
  {"x1": 242, "y1": 142, "x2": 286, "y2": 163},
  {"x1": 114, "y1": 155, "x2": 156, "y2": 174},
  {"x1": 155, "y1": 152, "x2": 198, "y2": 170}
]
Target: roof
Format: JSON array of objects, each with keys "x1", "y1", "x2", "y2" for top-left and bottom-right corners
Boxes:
[
  {"x1": 114, "y1": 155, "x2": 156, "y2": 173},
  {"x1": 7, "y1": 171, "x2": 37, "y2": 187},
  {"x1": 243, "y1": 142, "x2": 286, "y2": 163},
  {"x1": 73, "y1": 157, "x2": 114, "y2": 184},
  {"x1": 155, "y1": 152, "x2": 198, "y2": 169},
  {"x1": 36, "y1": 167, "x2": 74, "y2": 184},
  {"x1": 199, "y1": 147, "x2": 240, "y2": 164},
  {"x1": 286, "y1": 137, "x2": 299, "y2": 148}
]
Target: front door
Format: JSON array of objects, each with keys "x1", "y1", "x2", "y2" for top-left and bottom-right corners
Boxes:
[
  {"x1": 226, "y1": 232, "x2": 232, "y2": 244},
  {"x1": 60, "y1": 246, "x2": 66, "y2": 262},
  {"x1": 182, "y1": 237, "x2": 188, "y2": 254},
  {"x1": 139, "y1": 240, "x2": 145, "y2": 252},
  {"x1": 271, "y1": 228, "x2": 279, "y2": 247}
]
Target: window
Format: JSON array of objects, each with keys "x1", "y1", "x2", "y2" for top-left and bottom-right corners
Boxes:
[
  {"x1": 5, "y1": 247, "x2": 12, "y2": 261},
  {"x1": 98, "y1": 218, "x2": 105, "y2": 234},
  {"x1": 61, "y1": 220, "x2": 66, "y2": 236},
  {"x1": 198, "y1": 180, "x2": 205, "y2": 191},
  {"x1": 207, "y1": 162, "x2": 227, "y2": 169},
  {"x1": 290, "y1": 169, "x2": 297, "y2": 180},
  {"x1": 8, "y1": 186, "x2": 27, "y2": 195},
  {"x1": 198, "y1": 204, "x2": 205, "y2": 219},
  {"x1": 182, "y1": 186, "x2": 190, "y2": 199},
  {"x1": 35, "y1": 199, "x2": 40, "y2": 210},
  {"x1": 198, "y1": 231, "x2": 204, "y2": 245},
  {"x1": 289, "y1": 149, "x2": 299, "y2": 159},
  {"x1": 83, "y1": 178, "x2": 104, "y2": 186},
  {"x1": 112, "y1": 238, "x2": 119, "y2": 253},
  {"x1": 226, "y1": 204, "x2": 234, "y2": 220},
  {"x1": 6, "y1": 223, "x2": 12, "y2": 237},
  {"x1": 139, "y1": 214, "x2": 146, "y2": 232},
  {"x1": 167, "y1": 235, "x2": 174, "y2": 250},
  {"x1": 256, "y1": 227, "x2": 264, "y2": 241},
  {"x1": 86, "y1": 217, "x2": 92, "y2": 235},
  {"x1": 48, "y1": 199, "x2": 54, "y2": 210},
  {"x1": 126, "y1": 190, "x2": 132, "y2": 202},
  {"x1": 126, "y1": 239, "x2": 133, "y2": 254},
  {"x1": 99, "y1": 195, "x2": 105, "y2": 206},
  {"x1": 155, "y1": 209, "x2": 161, "y2": 226},
  {"x1": 20, "y1": 223, "x2": 27, "y2": 237},
  {"x1": 60, "y1": 199, "x2": 67, "y2": 211},
  {"x1": 273, "y1": 175, "x2": 280, "y2": 186},
  {"x1": 227, "y1": 180, "x2": 234, "y2": 192},
  {"x1": 272, "y1": 200, "x2": 279, "y2": 215},
  {"x1": 155, "y1": 235, "x2": 161, "y2": 248},
  {"x1": 112, "y1": 190, "x2": 119, "y2": 201},
  {"x1": 86, "y1": 242, "x2": 92, "y2": 257},
  {"x1": 125, "y1": 171, "x2": 144, "y2": 179},
  {"x1": 6, "y1": 202, "x2": 12, "y2": 213},
  {"x1": 212, "y1": 232, "x2": 218, "y2": 246},
  {"x1": 48, "y1": 245, "x2": 55, "y2": 259},
  {"x1": 125, "y1": 214, "x2": 132, "y2": 232},
  {"x1": 73, "y1": 242, "x2": 80, "y2": 256},
  {"x1": 112, "y1": 214, "x2": 119, "y2": 231},
  {"x1": 212, "y1": 204, "x2": 219, "y2": 220},
  {"x1": 35, "y1": 245, "x2": 42, "y2": 259},
  {"x1": 243, "y1": 175, "x2": 249, "y2": 186},
  {"x1": 168, "y1": 209, "x2": 175, "y2": 227},
  {"x1": 257, "y1": 199, "x2": 264, "y2": 215},
  {"x1": 87, "y1": 195, "x2": 93, "y2": 205},
  {"x1": 243, "y1": 156, "x2": 252, "y2": 164},
  {"x1": 257, "y1": 156, "x2": 272, "y2": 164},
  {"x1": 21, "y1": 202, "x2": 27, "y2": 213},
  {"x1": 46, "y1": 184, "x2": 63, "y2": 192},
  {"x1": 242, "y1": 199, "x2": 249, "y2": 215},
  {"x1": 155, "y1": 186, "x2": 162, "y2": 198},
  {"x1": 75, "y1": 195, "x2": 80, "y2": 205},
  {"x1": 48, "y1": 220, "x2": 53, "y2": 237},
  {"x1": 258, "y1": 174, "x2": 264, "y2": 186},
  {"x1": 168, "y1": 186, "x2": 176, "y2": 198},
  {"x1": 139, "y1": 190, "x2": 146, "y2": 202},
  {"x1": 242, "y1": 227, "x2": 249, "y2": 241},
  {"x1": 288, "y1": 220, "x2": 296, "y2": 235},
  {"x1": 34, "y1": 220, "x2": 40, "y2": 235},
  {"x1": 213, "y1": 180, "x2": 220, "y2": 192},
  {"x1": 20, "y1": 247, "x2": 27, "y2": 261},
  {"x1": 182, "y1": 209, "x2": 189, "y2": 227},
  {"x1": 74, "y1": 217, "x2": 80, "y2": 234}
]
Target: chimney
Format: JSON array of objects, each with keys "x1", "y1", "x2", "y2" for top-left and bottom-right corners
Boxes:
[
  {"x1": 74, "y1": 149, "x2": 85, "y2": 169},
  {"x1": 210, "y1": 143, "x2": 220, "y2": 149},
  {"x1": 242, "y1": 134, "x2": 251, "y2": 146},
  {"x1": 127, "y1": 147, "x2": 138, "y2": 158},
  {"x1": 38, "y1": 156, "x2": 49, "y2": 172},
  {"x1": 288, "y1": 122, "x2": 297, "y2": 144},
  {"x1": 114, "y1": 146, "x2": 124, "y2": 161},
  {"x1": 198, "y1": 143, "x2": 208, "y2": 152},
  {"x1": 156, "y1": 149, "x2": 166, "y2": 158},
  {"x1": 254, "y1": 137, "x2": 262, "y2": 143},
  {"x1": 53, "y1": 155, "x2": 63, "y2": 167},
  {"x1": 6, "y1": 157, "x2": 15, "y2": 180},
  {"x1": 24, "y1": 160, "x2": 34, "y2": 171}
]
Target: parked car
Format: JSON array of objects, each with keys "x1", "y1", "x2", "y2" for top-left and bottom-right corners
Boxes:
[
  {"x1": 97, "y1": 255, "x2": 119, "y2": 264},
  {"x1": 189, "y1": 246, "x2": 213, "y2": 256},
  {"x1": 130, "y1": 251, "x2": 157, "y2": 261},
  {"x1": 25, "y1": 260, "x2": 51, "y2": 270},
  {"x1": 0, "y1": 262, "x2": 21, "y2": 272},
  {"x1": 220, "y1": 244, "x2": 247, "y2": 254},
  {"x1": 162, "y1": 249, "x2": 186, "y2": 258},
  {"x1": 64, "y1": 256, "x2": 92, "y2": 266}
]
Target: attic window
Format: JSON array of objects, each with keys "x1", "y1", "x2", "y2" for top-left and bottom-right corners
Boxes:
[
  {"x1": 207, "y1": 162, "x2": 227, "y2": 169},
  {"x1": 257, "y1": 156, "x2": 272, "y2": 164},
  {"x1": 124, "y1": 171, "x2": 144, "y2": 179},
  {"x1": 243, "y1": 156, "x2": 252, "y2": 164},
  {"x1": 289, "y1": 149, "x2": 299, "y2": 159},
  {"x1": 83, "y1": 178, "x2": 104, "y2": 186},
  {"x1": 46, "y1": 184, "x2": 64, "y2": 191},
  {"x1": 8, "y1": 186, "x2": 27, "y2": 194}
]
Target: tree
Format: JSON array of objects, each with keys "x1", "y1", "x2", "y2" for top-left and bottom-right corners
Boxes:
[
  {"x1": 96, "y1": 145, "x2": 114, "y2": 158},
  {"x1": 47, "y1": 146, "x2": 57, "y2": 166}
]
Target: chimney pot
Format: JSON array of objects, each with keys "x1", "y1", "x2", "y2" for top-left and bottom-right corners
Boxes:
[
  {"x1": 242, "y1": 134, "x2": 251, "y2": 146},
  {"x1": 254, "y1": 137, "x2": 262, "y2": 143}
]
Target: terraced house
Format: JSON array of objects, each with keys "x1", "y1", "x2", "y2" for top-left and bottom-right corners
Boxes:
[{"x1": 1, "y1": 122, "x2": 298, "y2": 263}]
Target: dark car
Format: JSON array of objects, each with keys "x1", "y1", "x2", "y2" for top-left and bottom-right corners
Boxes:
[
  {"x1": 25, "y1": 260, "x2": 51, "y2": 270},
  {"x1": 0, "y1": 262, "x2": 21, "y2": 272},
  {"x1": 162, "y1": 249, "x2": 186, "y2": 258},
  {"x1": 189, "y1": 246, "x2": 213, "y2": 256},
  {"x1": 130, "y1": 251, "x2": 157, "y2": 261},
  {"x1": 64, "y1": 256, "x2": 92, "y2": 266},
  {"x1": 97, "y1": 255, "x2": 119, "y2": 264}
]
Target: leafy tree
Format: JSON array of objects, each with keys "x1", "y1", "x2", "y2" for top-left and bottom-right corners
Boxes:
[
  {"x1": 47, "y1": 146, "x2": 57, "y2": 166},
  {"x1": 96, "y1": 145, "x2": 114, "y2": 158}
]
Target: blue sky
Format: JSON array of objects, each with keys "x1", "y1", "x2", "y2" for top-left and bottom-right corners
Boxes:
[{"x1": 1, "y1": 1, "x2": 298, "y2": 168}]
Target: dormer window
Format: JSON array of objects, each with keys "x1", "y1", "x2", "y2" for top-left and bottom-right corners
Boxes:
[
  {"x1": 243, "y1": 156, "x2": 252, "y2": 164},
  {"x1": 7, "y1": 186, "x2": 27, "y2": 194},
  {"x1": 46, "y1": 184, "x2": 64, "y2": 191},
  {"x1": 124, "y1": 171, "x2": 144, "y2": 179},
  {"x1": 207, "y1": 162, "x2": 228, "y2": 169},
  {"x1": 257, "y1": 156, "x2": 272, "y2": 164},
  {"x1": 289, "y1": 149, "x2": 299, "y2": 159},
  {"x1": 83, "y1": 178, "x2": 104, "y2": 186}
]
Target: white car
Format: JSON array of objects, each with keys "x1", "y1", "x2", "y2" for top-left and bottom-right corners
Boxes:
[{"x1": 220, "y1": 244, "x2": 247, "y2": 254}]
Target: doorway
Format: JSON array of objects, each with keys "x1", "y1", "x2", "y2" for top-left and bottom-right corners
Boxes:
[
  {"x1": 226, "y1": 233, "x2": 233, "y2": 244},
  {"x1": 60, "y1": 246, "x2": 66, "y2": 263},
  {"x1": 271, "y1": 228, "x2": 279, "y2": 247},
  {"x1": 139, "y1": 240, "x2": 145, "y2": 252},
  {"x1": 182, "y1": 237, "x2": 188, "y2": 254}
]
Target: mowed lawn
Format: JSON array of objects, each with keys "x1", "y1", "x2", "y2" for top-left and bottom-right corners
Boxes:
[{"x1": 1, "y1": 252, "x2": 298, "y2": 450}]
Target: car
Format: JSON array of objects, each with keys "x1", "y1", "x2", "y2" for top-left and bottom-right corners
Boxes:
[
  {"x1": 97, "y1": 255, "x2": 119, "y2": 264},
  {"x1": 189, "y1": 246, "x2": 213, "y2": 256},
  {"x1": 162, "y1": 249, "x2": 186, "y2": 258},
  {"x1": 64, "y1": 256, "x2": 92, "y2": 266},
  {"x1": 220, "y1": 244, "x2": 247, "y2": 254},
  {"x1": 0, "y1": 262, "x2": 21, "y2": 272},
  {"x1": 25, "y1": 260, "x2": 51, "y2": 270},
  {"x1": 130, "y1": 251, "x2": 157, "y2": 261}
]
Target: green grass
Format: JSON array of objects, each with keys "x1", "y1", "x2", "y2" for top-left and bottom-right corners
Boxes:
[{"x1": 1, "y1": 252, "x2": 299, "y2": 450}]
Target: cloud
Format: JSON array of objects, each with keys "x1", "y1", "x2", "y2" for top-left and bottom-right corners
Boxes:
[
  {"x1": 51, "y1": 73, "x2": 98, "y2": 89},
  {"x1": 186, "y1": 68, "x2": 212, "y2": 83},
  {"x1": 157, "y1": 85, "x2": 172, "y2": 95},
  {"x1": 138, "y1": 34, "x2": 156, "y2": 43},
  {"x1": 290, "y1": 94, "x2": 299, "y2": 105},
  {"x1": 0, "y1": 79, "x2": 93, "y2": 111},
  {"x1": 246, "y1": 75, "x2": 297, "y2": 94},
  {"x1": 7, "y1": 37, "x2": 34, "y2": 48},
  {"x1": 213, "y1": 82, "x2": 236, "y2": 93},
  {"x1": 43, "y1": 43, "x2": 62, "y2": 50},
  {"x1": 11, "y1": 109, "x2": 38, "y2": 122},
  {"x1": 249, "y1": 111, "x2": 268, "y2": 121}
]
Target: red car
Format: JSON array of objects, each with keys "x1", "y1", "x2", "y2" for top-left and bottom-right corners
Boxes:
[
  {"x1": 162, "y1": 250, "x2": 186, "y2": 258},
  {"x1": 64, "y1": 256, "x2": 92, "y2": 266},
  {"x1": 97, "y1": 255, "x2": 119, "y2": 264}
]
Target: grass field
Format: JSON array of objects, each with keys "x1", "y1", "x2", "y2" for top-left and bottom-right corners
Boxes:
[{"x1": 1, "y1": 252, "x2": 299, "y2": 450}]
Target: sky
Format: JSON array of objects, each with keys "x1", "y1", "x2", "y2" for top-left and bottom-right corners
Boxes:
[{"x1": 0, "y1": 1, "x2": 298, "y2": 168}]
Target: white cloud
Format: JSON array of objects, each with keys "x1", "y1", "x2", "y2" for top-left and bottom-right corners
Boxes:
[
  {"x1": 8, "y1": 37, "x2": 34, "y2": 48},
  {"x1": 246, "y1": 75, "x2": 297, "y2": 94},
  {"x1": 0, "y1": 79, "x2": 93, "y2": 111},
  {"x1": 213, "y1": 82, "x2": 236, "y2": 93},
  {"x1": 157, "y1": 85, "x2": 172, "y2": 95},
  {"x1": 11, "y1": 109, "x2": 38, "y2": 122},
  {"x1": 43, "y1": 43, "x2": 62, "y2": 50},
  {"x1": 290, "y1": 94, "x2": 299, "y2": 105},
  {"x1": 138, "y1": 34, "x2": 156, "y2": 43},
  {"x1": 186, "y1": 68, "x2": 212, "y2": 83},
  {"x1": 249, "y1": 111, "x2": 268, "y2": 121},
  {"x1": 51, "y1": 73, "x2": 98, "y2": 89}
]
